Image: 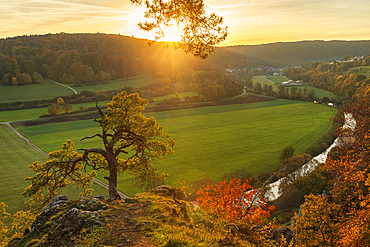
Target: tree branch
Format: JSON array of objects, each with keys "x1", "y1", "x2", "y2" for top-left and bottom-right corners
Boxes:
[
  {"x1": 80, "y1": 134, "x2": 104, "y2": 142},
  {"x1": 96, "y1": 101, "x2": 105, "y2": 117},
  {"x1": 241, "y1": 167, "x2": 286, "y2": 219}
]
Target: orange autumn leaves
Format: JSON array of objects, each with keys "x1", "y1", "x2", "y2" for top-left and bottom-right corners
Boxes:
[
  {"x1": 298, "y1": 84, "x2": 370, "y2": 247},
  {"x1": 196, "y1": 178, "x2": 274, "y2": 224}
]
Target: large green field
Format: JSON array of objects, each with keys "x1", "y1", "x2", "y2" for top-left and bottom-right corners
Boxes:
[
  {"x1": 0, "y1": 74, "x2": 155, "y2": 104},
  {"x1": 253, "y1": 75, "x2": 336, "y2": 99},
  {"x1": 16, "y1": 99, "x2": 337, "y2": 196},
  {"x1": 0, "y1": 124, "x2": 109, "y2": 224},
  {"x1": 0, "y1": 79, "x2": 73, "y2": 103}
]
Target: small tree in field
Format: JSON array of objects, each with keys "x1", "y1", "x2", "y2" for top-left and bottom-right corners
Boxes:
[
  {"x1": 24, "y1": 92, "x2": 175, "y2": 209},
  {"x1": 280, "y1": 145, "x2": 295, "y2": 161},
  {"x1": 196, "y1": 178, "x2": 274, "y2": 224},
  {"x1": 47, "y1": 103, "x2": 62, "y2": 116}
]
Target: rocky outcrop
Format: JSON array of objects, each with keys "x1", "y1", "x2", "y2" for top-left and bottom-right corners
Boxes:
[
  {"x1": 151, "y1": 185, "x2": 186, "y2": 201},
  {"x1": 9, "y1": 195, "x2": 110, "y2": 247}
]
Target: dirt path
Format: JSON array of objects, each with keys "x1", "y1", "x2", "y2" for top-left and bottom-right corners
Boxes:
[
  {"x1": 0, "y1": 122, "x2": 129, "y2": 199},
  {"x1": 47, "y1": 78, "x2": 78, "y2": 95}
]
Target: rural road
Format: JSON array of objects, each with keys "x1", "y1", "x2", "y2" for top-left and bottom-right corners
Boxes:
[{"x1": 0, "y1": 121, "x2": 129, "y2": 199}]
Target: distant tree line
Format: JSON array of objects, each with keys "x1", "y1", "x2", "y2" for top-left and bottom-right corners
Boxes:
[{"x1": 227, "y1": 40, "x2": 370, "y2": 67}]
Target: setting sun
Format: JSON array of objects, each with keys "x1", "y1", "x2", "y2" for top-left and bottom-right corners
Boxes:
[
  {"x1": 126, "y1": 7, "x2": 182, "y2": 42},
  {"x1": 158, "y1": 24, "x2": 182, "y2": 42}
]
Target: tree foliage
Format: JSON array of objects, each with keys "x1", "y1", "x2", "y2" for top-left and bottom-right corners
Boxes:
[
  {"x1": 0, "y1": 202, "x2": 37, "y2": 246},
  {"x1": 290, "y1": 85, "x2": 370, "y2": 246},
  {"x1": 279, "y1": 145, "x2": 295, "y2": 161},
  {"x1": 196, "y1": 178, "x2": 274, "y2": 224},
  {"x1": 293, "y1": 194, "x2": 342, "y2": 247},
  {"x1": 24, "y1": 92, "x2": 175, "y2": 207},
  {"x1": 131, "y1": 0, "x2": 228, "y2": 58},
  {"x1": 47, "y1": 103, "x2": 62, "y2": 116},
  {"x1": 23, "y1": 140, "x2": 97, "y2": 209},
  {"x1": 0, "y1": 202, "x2": 10, "y2": 246}
]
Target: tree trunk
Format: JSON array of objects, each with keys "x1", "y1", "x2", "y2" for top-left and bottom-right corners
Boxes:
[{"x1": 107, "y1": 152, "x2": 121, "y2": 200}]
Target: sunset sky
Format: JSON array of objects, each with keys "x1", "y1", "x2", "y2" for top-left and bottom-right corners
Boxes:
[{"x1": 1, "y1": 0, "x2": 369, "y2": 46}]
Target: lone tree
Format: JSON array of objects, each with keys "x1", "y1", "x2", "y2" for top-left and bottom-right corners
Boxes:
[
  {"x1": 131, "y1": 0, "x2": 228, "y2": 58},
  {"x1": 23, "y1": 92, "x2": 175, "y2": 209},
  {"x1": 280, "y1": 144, "x2": 295, "y2": 161}
]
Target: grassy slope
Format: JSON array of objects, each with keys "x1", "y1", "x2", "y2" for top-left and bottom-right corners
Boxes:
[
  {"x1": 73, "y1": 74, "x2": 155, "y2": 93},
  {"x1": 343, "y1": 65, "x2": 370, "y2": 76},
  {"x1": 0, "y1": 73, "x2": 155, "y2": 104},
  {"x1": 253, "y1": 75, "x2": 336, "y2": 99},
  {"x1": 0, "y1": 124, "x2": 109, "y2": 224},
  {"x1": 0, "y1": 79, "x2": 73, "y2": 102},
  {"x1": 17, "y1": 99, "x2": 337, "y2": 196}
]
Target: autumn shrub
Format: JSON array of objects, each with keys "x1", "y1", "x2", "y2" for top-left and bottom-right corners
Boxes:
[
  {"x1": 274, "y1": 185, "x2": 304, "y2": 212},
  {"x1": 293, "y1": 167, "x2": 328, "y2": 196},
  {"x1": 196, "y1": 178, "x2": 274, "y2": 225},
  {"x1": 292, "y1": 194, "x2": 342, "y2": 247}
]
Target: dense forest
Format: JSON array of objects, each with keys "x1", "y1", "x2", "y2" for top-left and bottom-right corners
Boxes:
[{"x1": 227, "y1": 40, "x2": 370, "y2": 67}]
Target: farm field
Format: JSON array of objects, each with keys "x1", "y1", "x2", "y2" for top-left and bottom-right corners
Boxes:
[
  {"x1": 16, "y1": 99, "x2": 338, "y2": 196},
  {"x1": 0, "y1": 73, "x2": 155, "y2": 105},
  {"x1": 151, "y1": 91, "x2": 198, "y2": 102},
  {"x1": 0, "y1": 79, "x2": 72, "y2": 103},
  {"x1": 0, "y1": 92, "x2": 200, "y2": 123},
  {"x1": 0, "y1": 124, "x2": 109, "y2": 224},
  {"x1": 73, "y1": 73, "x2": 155, "y2": 93},
  {"x1": 253, "y1": 75, "x2": 336, "y2": 99},
  {"x1": 264, "y1": 75, "x2": 288, "y2": 84},
  {"x1": 0, "y1": 101, "x2": 108, "y2": 123}
]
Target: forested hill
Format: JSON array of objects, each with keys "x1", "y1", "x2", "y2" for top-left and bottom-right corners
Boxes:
[
  {"x1": 226, "y1": 40, "x2": 370, "y2": 67},
  {"x1": 0, "y1": 33, "x2": 219, "y2": 85},
  {"x1": 1, "y1": 33, "x2": 370, "y2": 86}
]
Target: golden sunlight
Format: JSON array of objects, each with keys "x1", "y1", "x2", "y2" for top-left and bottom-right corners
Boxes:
[
  {"x1": 126, "y1": 7, "x2": 182, "y2": 42},
  {"x1": 158, "y1": 24, "x2": 182, "y2": 42}
]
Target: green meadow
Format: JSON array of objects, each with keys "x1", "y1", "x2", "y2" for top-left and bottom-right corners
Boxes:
[
  {"x1": 73, "y1": 73, "x2": 155, "y2": 93},
  {"x1": 0, "y1": 79, "x2": 73, "y2": 103},
  {"x1": 0, "y1": 73, "x2": 155, "y2": 105},
  {"x1": 0, "y1": 92, "x2": 198, "y2": 123},
  {"x1": 264, "y1": 75, "x2": 288, "y2": 84},
  {"x1": 16, "y1": 99, "x2": 337, "y2": 196},
  {"x1": 0, "y1": 124, "x2": 109, "y2": 224},
  {"x1": 151, "y1": 91, "x2": 198, "y2": 102},
  {"x1": 253, "y1": 75, "x2": 336, "y2": 99},
  {"x1": 344, "y1": 65, "x2": 370, "y2": 76},
  {"x1": 0, "y1": 101, "x2": 109, "y2": 123}
]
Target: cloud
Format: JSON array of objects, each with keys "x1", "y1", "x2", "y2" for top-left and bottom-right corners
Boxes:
[
  {"x1": 0, "y1": 0, "x2": 135, "y2": 37},
  {"x1": 1, "y1": 0, "x2": 369, "y2": 44},
  {"x1": 329, "y1": 31, "x2": 344, "y2": 34}
]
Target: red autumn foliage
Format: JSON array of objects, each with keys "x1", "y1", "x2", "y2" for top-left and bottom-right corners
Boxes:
[{"x1": 195, "y1": 178, "x2": 274, "y2": 224}]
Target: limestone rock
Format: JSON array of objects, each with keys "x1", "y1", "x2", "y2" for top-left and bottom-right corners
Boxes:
[{"x1": 152, "y1": 185, "x2": 186, "y2": 201}]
